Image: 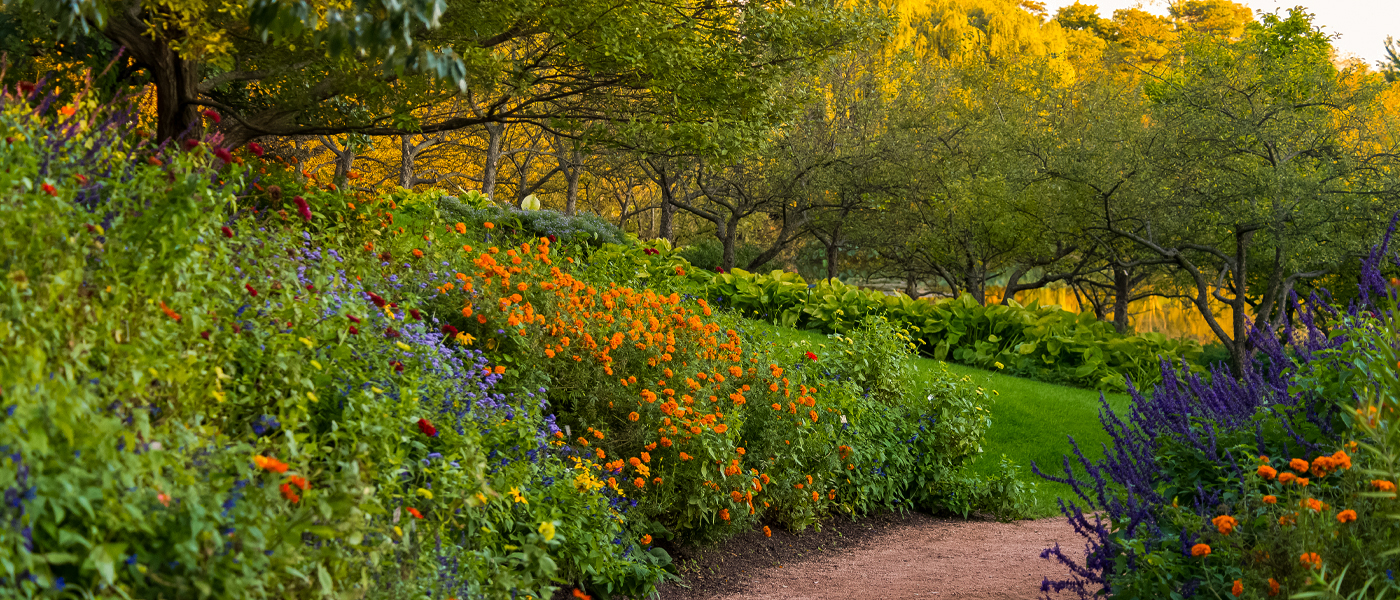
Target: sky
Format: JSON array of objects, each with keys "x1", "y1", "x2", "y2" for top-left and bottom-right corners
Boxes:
[{"x1": 1046, "y1": 0, "x2": 1399, "y2": 67}]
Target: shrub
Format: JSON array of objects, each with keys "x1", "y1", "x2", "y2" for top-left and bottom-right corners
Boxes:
[
  {"x1": 437, "y1": 200, "x2": 627, "y2": 248},
  {"x1": 0, "y1": 88, "x2": 660, "y2": 599},
  {"x1": 706, "y1": 269, "x2": 1202, "y2": 390},
  {"x1": 1036, "y1": 232, "x2": 1400, "y2": 599}
]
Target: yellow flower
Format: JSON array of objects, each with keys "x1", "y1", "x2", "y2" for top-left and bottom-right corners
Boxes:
[
  {"x1": 416, "y1": 488, "x2": 434, "y2": 500},
  {"x1": 538, "y1": 521, "x2": 556, "y2": 541},
  {"x1": 396, "y1": 341, "x2": 411, "y2": 351},
  {"x1": 298, "y1": 336, "x2": 315, "y2": 349},
  {"x1": 456, "y1": 332, "x2": 476, "y2": 345}
]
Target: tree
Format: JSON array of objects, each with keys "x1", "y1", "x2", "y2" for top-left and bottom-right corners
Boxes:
[
  {"x1": 27, "y1": 0, "x2": 878, "y2": 151},
  {"x1": 1118, "y1": 11, "x2": 1400, "y2": 373}
]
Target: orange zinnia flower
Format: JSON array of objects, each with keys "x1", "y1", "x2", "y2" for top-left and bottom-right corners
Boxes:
[
  {"x1": 1336, "y1": 509, "x2": 1357, "y2": 523},
  {"x1": 1191, "y1": 544, "x2": 1211, "y2": 557}
]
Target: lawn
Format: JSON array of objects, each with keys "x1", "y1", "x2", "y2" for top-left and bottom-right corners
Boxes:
[{"x1": 739, "y1": 319, "x2": 1132, "y2": 518}]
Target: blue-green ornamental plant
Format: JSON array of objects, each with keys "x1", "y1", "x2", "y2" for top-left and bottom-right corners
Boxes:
[
  {"x1": 706, "y1": 268, "x2": 1201, "y2": 390},
  {"x1": 0, "y1": 85, "x2": 664, "y2": 598}
]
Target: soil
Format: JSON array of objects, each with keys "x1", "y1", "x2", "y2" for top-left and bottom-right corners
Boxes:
[{"x1": 654, "y1": 512, "x2": 1079, "y2": 600}]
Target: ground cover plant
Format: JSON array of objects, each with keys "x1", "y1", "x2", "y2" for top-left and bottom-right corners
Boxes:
[
  {"x1": 704, "y1": 266, "x2": 1202, "y2": 391},
  {"x1": 1037, "y1": 228, "x2": 1400, "y2": 598},
  {"x1": 0, "y1": 81, "x2": 1031, "y2": 599}
]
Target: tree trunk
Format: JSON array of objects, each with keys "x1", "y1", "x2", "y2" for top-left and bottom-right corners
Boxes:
[
  {"x1": 1228, "y1": 230, "x2": 1254, "y2": 376},
  {"x1": 1112, "y1": 266, "x2": 1132, "y2": 334},
  {"x1": 107, "y1": 6, "x2": 201, "y2": 142},
  {"x1": 826, "y1": 241, "x2": 840, "y2": 282},
  {"x1": 482, "y1": 123, "x2": 504, "y2": 199},
  {"x1": 398, "y1": 135, "x2": 415, "y2": 189},
  {"x1": 565, "y1": 155, "x2": 581, "y2": 216},
  {"x1": 721, "y1": 218, "x2": 740, "y2": 271}
]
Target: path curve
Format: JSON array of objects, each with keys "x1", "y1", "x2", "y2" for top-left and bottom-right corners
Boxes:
[{"x1": 662, "y1": 515, "x2": 1081, "y2": 600}]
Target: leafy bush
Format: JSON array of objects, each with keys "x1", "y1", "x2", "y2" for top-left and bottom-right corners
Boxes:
[
  {"x1": 1036, "y1": 233, "x2": 1400, "y2": 599},
  {"x1": 706, "y1": 269, "x2": 1201, "y2": 390},
  {"x1": 0, "y1": 90, "x2": 661, "y2": 599},
  {"x1": 675, "y1": 238, "x2": 773, "y2": 273},
  {"x1": 437, "y1": 199, "x2": 628, "y2": 247}
]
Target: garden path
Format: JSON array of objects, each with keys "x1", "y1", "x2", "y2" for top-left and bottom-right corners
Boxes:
[{"x1": 661, "y1": 513, "x2": 1079, "y2": 600}]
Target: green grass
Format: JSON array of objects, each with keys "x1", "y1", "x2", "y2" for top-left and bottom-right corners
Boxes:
[
  {"x1": 918, "y1": 360, "x2": 1130, "y2": 517},
  {"x1": 738, "y1": 318, "x2": 1131, "y2": 518}
]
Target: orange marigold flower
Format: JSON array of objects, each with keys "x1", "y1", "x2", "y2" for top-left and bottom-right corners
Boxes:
[
  {"x1": 254, "y1": 455, "x2": 289, "y2": 474},
  {"x1": 764, "y1": 526, "x2": 772, "y2": 538},
  {"x1": 811, "y1": 491, "x2": 820, "y2": 502},
  {"x1": 629, "y1": 411, "x2": 640, "y2": 422},
  {"x1": 572, "y1": 589, "x2": 591, "y2": 600},
  {"x1": 719, "y1": 509, "x2": 730, "y2": 521},
  {"x1": 279, "y1": 483, "x2": 301, "y2": 503},
  {"x1": 1190, "y1": 544, "x2": 1211, "y2": 557},
  {"x1": 1300, "y1": 552, "x2": 1322, "y2": 569},
  {"x1": 1268, "y1": 578, "x2": 1280, "y2": 596},
  {"x1": 1295, "y1": 477, "x2": 1309, "y2": 487},
  {"x1": 1262, "y1": 495, "x2": 1277, "y2": 504},
  {"x1": 1289, "y1": 458, "x2": 1309, "y2": 473},
  {"x1": 1331, "y1": 450, "x2": 1352, "y2": 470},
  {"x1": 1304, "y1": 498, "x2": 1323, "y2": 512},
  {"x1": 1211, "y1": 515, "x2": 1238, "y2": 535},
  {"x1": 1259, "y1": 455, "x2": 1270, "y2": 463},
  {"x1": 714, "y1": 424, "x2": 728, "y2": 434},
  {"x1": 641, "y1": 534, "x2": 652, "y2": 545},
  {"x1": 809, "y1": 410, "x2": 819, "y2": 422},
  {"x1": 1371, "y1": 479, "x2": 1397, "y2": 492},
  {"x1": 634, "y1": 477, "x2": 645, "y2": 488},
  {"x1": 1279, "y1": 513, "x2": 1296, "y2": 526},
  {"x1": 455, "y1": 222, "x2": 467, "y2": 234},
  {"x1": 1232, "y1": 580, "x2": 1243, "y2": 597},
  {"x1": 412, "y1": 249, "x2": 424, "y2": 257},
  {"x1": 1257, "y1": 465, "x2": 1277, "y2": 480},
  {"x1": 680, "y1": 452, "x2": 692, "y2": 460},
  {"x1": 484, "y1": 222, "x2": 495, "y2": 229},
  {"x1": 1278, "y1": 472, "x2": 1296, "y2": 484},
  {"x1": 736, "y1": 447, "x2": 746, "y2": 455},
  {"x1": 640, "y1": 452, "x2": 650, "y2": 463},
  {"x1": 407, "y1": 507, "x2": 424, "y2": 519},
  {"x1": 1337, "y1": 509, "x2": 1357, "y2": 523}
]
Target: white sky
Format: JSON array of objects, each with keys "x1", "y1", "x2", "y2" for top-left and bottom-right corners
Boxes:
[{"x1": 1046, "y1": 0, "x2": 1400, "y2": 67}]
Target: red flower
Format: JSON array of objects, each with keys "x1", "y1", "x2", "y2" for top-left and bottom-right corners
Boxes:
[
  {"x1": 17, "y1": 81, "x2": 34, "y2": 95},
  {"x1": 74, "y1": 174, "x2": 88, "y2": 184},
  {"x1": 406, "y1": 507, "x2": 424, "y2": 519},
  {"x1": 285, "y1": 475, "x2": 310, "y2": 491},
  {"x1": 347, "y1": 325, "x2": 359, "y2": 335},
  {"x1": 714, "y1": 267, "x2": 725, "y2": 273},
  {"x1": 293, "y1": 196, "x2": 312, "y2": 221},
  {"x1": 410, "y1": 309, "x2": 421, "y2": 320},
  {"x1": 200, "y1": 330, "x2": 210, "y2": 340},
  {"x1": 385, "y1": 327, "x2": 401, "y2": 339},
  {"x1": 248, "y1": 142, "x2": 265, "y2": 157},
  {"x1": 417, "y1": 418, "x2": 438, "y2": 437},
  {"x1": 40, "y1": 183, "x2": 56, "y2": 196},
  {"x1": 442, "y1": 324, "x2": 460, "y2": 336},
  {"x1": 183, "y1": 139, "x2": 200, "y2": 150},
  {"x1": 214, "y1": 147, "x2": 233, "y2": 163},
  {"x1": 348, "y1": 314, "x2": 362, "y2": 324},
  {"x1": 368, "y1": 292, "x2": 387, "y2": 307},
  {"x1": 547, "y1": 235, "x2": 557, "y2": 243},
  {"x1": 805, "y1": 351, "x2": 818, "y2": 361},
  {"x1": 245, "y1": 283, "x2": 258, "y2": 297},
  {"x1": 201, "y1": 109, "x2": 222, "y2": 123},
  {"x1": 279, "y1": 483, "x2": 301, "y2": 503},
  {"x1": 392, "y1": 361, "x2": 404, "y2": 372},
  {"x1": 221, "y1": 226, "x2": 234, "y2": 238}
]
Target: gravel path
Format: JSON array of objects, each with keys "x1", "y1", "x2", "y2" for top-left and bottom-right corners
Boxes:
[{"x1": 700, "y1": 516, "x2": 1079, "y2": 600}]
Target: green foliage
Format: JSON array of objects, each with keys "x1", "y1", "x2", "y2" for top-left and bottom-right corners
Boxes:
[
  {"x1": 708, "y1": 269, "x2": 1201, "y2": 390},
  {"x1": 437, "y1": 199, "x2": 628, "y2": 248},
  {"x1": 0, "y1": 96, "x2": 664, "y2": 599}
]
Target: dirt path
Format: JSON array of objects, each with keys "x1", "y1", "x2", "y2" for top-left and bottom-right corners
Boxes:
[{"x1": 658, "y1": 513, "x2": 1080, "y2": 600}]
